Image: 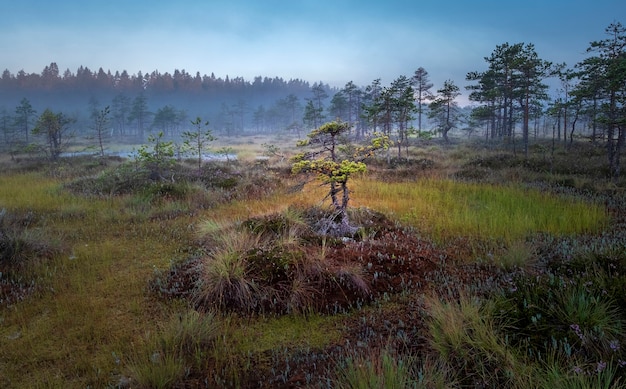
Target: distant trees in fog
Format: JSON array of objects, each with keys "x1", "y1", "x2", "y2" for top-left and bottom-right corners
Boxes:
[
  {"x1": 0, "y1": 63, "x2": 442, "y2": 158},
  {"x1": 0, "y1": 65, "x2": 318, "y2": 140}
]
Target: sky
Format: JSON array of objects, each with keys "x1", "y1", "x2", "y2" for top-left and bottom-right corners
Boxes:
[{"x1": 1, "y1": 0, "x2": 625, "y2": 102}]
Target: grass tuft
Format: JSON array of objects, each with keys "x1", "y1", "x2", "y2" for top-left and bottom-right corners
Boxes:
[
  {"x1": 496, "y1": 240, "x2": 536, "y2": 270},
  {"x1": 426, "y1": 293, "x2": 524, "y2": 387},
  {"x1": 127, "y1": 351, "x2": 186, "y2": 389},
  {"x1": 334, "y1": 348, "x2": 417, "y2": 389}
]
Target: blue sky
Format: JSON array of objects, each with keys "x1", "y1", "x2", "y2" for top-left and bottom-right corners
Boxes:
[{"x1": 2, "y1": 0, "x2": 624, "y2": 99}]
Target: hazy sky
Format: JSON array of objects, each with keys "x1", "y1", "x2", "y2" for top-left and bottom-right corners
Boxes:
[{"x1": 2, "y1": 0, "x2": 624, "y2": 98}]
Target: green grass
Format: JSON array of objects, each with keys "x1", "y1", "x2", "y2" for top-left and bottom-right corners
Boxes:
[
  {"x1": 0, "y1": 173, "x2": 75, "y2": 211},
  {"x1": 352, "y1": 178, "x2": 607, "y2": 243}
]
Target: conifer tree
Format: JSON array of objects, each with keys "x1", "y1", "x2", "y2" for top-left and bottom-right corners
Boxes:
[{"x1": 291, "y1": 121, "x2": 389, "y2": 235}]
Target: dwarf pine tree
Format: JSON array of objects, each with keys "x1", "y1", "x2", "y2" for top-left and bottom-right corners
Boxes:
[{"x1": 291, "y1": 120, "x2": 389, "y2": 235}]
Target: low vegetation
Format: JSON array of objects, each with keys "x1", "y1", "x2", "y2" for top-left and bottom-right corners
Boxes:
[{"x1": 0, "y1": 136, "x2": 624, "y2": 388}]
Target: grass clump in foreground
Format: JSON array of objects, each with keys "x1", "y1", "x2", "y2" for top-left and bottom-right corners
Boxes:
[
  {"x1": 426, "y1": 293, "x2": 525, "y2": 387},
  {"x1": 334, "y1": 348, "x2": 417, "y2": 389},
  {"x1": 126, "y1": 310, "x2": 219, "y2": 388},
  {"x1": 161, "y1": 206, "x2": 376, "y2": 315}
]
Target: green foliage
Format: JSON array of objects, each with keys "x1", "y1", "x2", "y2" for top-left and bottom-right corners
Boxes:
[
  {"x1": 291, "y1": 120, "x2": 389, "y2": 220},
  {"x1": 292, "y1": 158, "x2": 367, "y2": 184},
  {"x1": 135, "y1": 131, "x2": 175, "y2": 177}
]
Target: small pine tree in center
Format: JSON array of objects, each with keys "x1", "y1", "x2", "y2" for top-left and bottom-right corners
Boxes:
[{"x1": 291, "y1": 120, "x2": 389, "y2": 235}]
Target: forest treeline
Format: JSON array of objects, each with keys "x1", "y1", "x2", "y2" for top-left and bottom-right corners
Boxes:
[
  {"x1": 0, "y1": 66, "x2": 319, "y2": 135},
  {"x1": 0, "y1": 21, "x2": 624, "y2": 178}
]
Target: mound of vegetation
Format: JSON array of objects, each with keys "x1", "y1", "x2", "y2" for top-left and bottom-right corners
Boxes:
[{"x1": 152, "y1": 205, "x2": 515, "y2": 319}]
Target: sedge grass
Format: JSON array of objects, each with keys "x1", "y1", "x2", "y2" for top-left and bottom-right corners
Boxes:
[
  {"x1": 351, "y1": 178, "x2": 607, "y2": 243},
  {"x1": 426, "y1": 293, "x2": 525, "y2": 387},
  {"x1": 334, "y1": 348, "x2": 417, "y2": 389}
]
